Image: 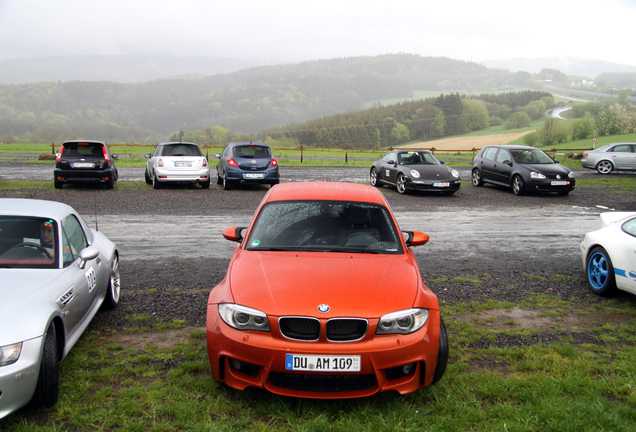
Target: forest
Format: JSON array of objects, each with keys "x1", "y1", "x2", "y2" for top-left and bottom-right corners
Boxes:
[{"x1": 0, "y1": 53, "x2": 542, "y2": 145}]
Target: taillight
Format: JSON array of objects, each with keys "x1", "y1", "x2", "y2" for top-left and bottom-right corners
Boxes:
[
  {"x1": 269, "y1": 158, "x2": 278, "y2": 168},
  {"x1": 203, "y1": 158, "x2": 208, "y2": 167},
  {"x1": 228, "y1": 158, "x2": 239, "y2": 167},
  {"x1": 102, "y1": 146, "x2": 109, "y2": 163},
  {"x1": 158, "y1": 158, "x2": 164, "y2": 167},
  {"x1": 56, "y1": 145, "x2": 65, "y2": 163},
  {"x1": 583, "y1": 152, "x2": 589, "y2": 157}
]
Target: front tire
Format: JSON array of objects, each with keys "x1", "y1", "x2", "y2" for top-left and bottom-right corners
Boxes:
[
  {"x1": 370, "y1": 168, "x2": 379, "y2": 187},
  {"x1": 102, "y1": 254, "x2": 121, "y2": 309},
  {"x1": 396, "y1": 173, "x2": 407, "y2": 194},
  {"x1": 596, "y1": 160, "x2": 613, "y2": 175},
  {"x1": 431, "y1": 317, "x2": 449, "y2": 385},
  {"x1": 31, "y1": 323, "x2": 59, "y2": 408},
  {"x1": 471, "y1": 168, "x2": 483, "y2": 187},
  {"x1": 512, "y1": 175, "x2": 524, "y2": 195},
  {"x1": 586, "y1": 246, "x2": 617, "y2": 296}
]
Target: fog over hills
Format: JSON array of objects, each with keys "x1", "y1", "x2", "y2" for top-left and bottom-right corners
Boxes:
[
  {"x1": 0, "y1": 54, "x2": 634, "y2": 85},
  {"x1": 0, "y1": 55, "x2": 266, "y2": 84},
  {"x1": 480, "y1": 56, "x2": 636, "y2": 77}
]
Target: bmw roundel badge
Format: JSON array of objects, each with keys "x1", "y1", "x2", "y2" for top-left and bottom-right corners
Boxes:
[{"x1": 318, "y1": 304, "x2": 330, "y2": 313}]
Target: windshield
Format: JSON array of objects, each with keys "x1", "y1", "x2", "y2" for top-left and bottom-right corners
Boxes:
[
  {"x1": 511, "y1": 149, "x2": 554, "y2": 164},
  {"x1": 246, "y1": 201, "x2": 403, "y2": 254},
  {"x1": 233, "y1": 145, "x2": 271, "y2": 158},
  {"x1": 398, "y1": 151, "x2": 440, "y2": 165},
  {"x1": 0, "y1": 217, "x2": 58, "y2": 268}
]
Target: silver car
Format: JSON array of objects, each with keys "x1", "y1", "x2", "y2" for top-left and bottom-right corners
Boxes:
[
  {"x1": 144, "y1": 142, "x2": 211, "y2": 189},
  {"x1": 581, "y1": 143, "x2": 636, "y2": 174},
  {"x1": 0, "y1": 199, "x2": 120, "y2": 419}
]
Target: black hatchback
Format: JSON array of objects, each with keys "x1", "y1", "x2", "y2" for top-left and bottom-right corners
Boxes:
[
  {"x1": 215, "y1": 141, "x2": 279, "y2": 190},
  {"x1": 472, "y1": 145, "x2": 575, "y2": 195},
  {"x1": 54, "y1": 140, "x2": 119, "y2": 189}
]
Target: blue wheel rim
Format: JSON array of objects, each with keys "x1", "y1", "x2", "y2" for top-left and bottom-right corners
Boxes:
[{"x1": 588, "y1": 251, "x2": 609, "y2": 290}]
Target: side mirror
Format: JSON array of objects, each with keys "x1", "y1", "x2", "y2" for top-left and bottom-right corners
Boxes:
[
  {"x1": 214, "y1": 153, "x2": 221, "y2": 159},
  {"x1": 78, "y1": 246, "x2": 99, "y2": 269},
  {"x1": 144, "y1": 153, "x2": 151, "y2": 158},
  {"x1": 223, "y1": 226, "x2": 247, "y2": 243},
  {"x1": 440, "y1": 160, "x2": 445, "y2": 165},
  {"x1": 112, "y1": 154, "x2": 120, "y2": 160},
  {"x1": 402, "y1": 231, "x2": 429, "y2": 247}
]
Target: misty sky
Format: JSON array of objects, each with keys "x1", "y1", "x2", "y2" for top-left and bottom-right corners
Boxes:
[{"x1": 1, "y1": 0, "x2": 636, "y2": 66}]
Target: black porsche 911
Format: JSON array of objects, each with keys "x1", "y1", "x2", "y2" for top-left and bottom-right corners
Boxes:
[{"x1": 370, "y1": 150, "x2": 461, "y2": 195}]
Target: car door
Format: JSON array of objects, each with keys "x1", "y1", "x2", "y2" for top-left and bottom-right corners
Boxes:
[
  {"x1": 607, "y1": 144, "x2": 634, "y2": 170},
  {"x1": 59, "y1": 215, "x2": 100, "y2": 335},
  {"x1": 613, "y1": 217, "x2": 636, "y2": 295},
  {"x1": 377, "y1": 152, "x2": 398, "y2": 185},
  {"x1": 492, "y1": 148, "x2": 514, "y2": 185},
  {"x1": 477, "y1": 147, "x2": 499, "y2": 182}
]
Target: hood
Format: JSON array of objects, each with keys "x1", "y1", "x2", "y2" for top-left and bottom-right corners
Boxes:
[
  {"x1": 522, "y1": 163, "x2": 571, "y2": 175},
  {"x1": 0, "y1": 269, "x2": 62, "y2": 344},
  {"x1": 412, "y1": 165, "x2": 455, "y2": 180},
  {"x1": 227, "y1": 251, "x2": 423, "y2": 318}
]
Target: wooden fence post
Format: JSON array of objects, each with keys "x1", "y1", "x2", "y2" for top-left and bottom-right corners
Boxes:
[{"x1": 300, "y1": 145, "x2": 304, "y2": 163}]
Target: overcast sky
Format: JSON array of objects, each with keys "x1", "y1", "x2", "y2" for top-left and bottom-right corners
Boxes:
[{"x1": 1, "y1": 0, "x2": 636, "y2": 66}]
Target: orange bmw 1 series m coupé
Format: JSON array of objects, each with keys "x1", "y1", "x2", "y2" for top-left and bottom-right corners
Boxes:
[{"x1": 206, "y1": 181, "x2": 448, "y2": 398}]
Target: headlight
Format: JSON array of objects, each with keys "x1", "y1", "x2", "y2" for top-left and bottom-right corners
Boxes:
[
  {"x1": 376, "y1": 308, "x2": 429, "y2": 335},
  {"x1": 530, "y1": 172, "x2": 546, "y2": 179},
  {"x1": 409, "y1": 170, "x2": 420, "y2": 179},
  {"x1": 0, "y1": 342, "x2": 22, "y2": 366},
  {"x1": 568, "y1": 172, "x2": 575, "y2": 178},
  {"x1": 450, "y1": 169, "x2": 460, "y2": 178},
  {"x1": 218, "y1": 304, "x2": 271, "y2": 332}
]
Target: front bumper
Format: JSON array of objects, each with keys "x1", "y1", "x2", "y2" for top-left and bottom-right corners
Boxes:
[
  {"x1": 0, "y1": 336, "x2": 43, "y2": 419},
  {"x1": 406, "y1": 179, "x2": 461, "y2": 192},
  {"x1": 206, "y1": 307, "x2": 440, "y2": 398},
  {"x1": 524, "y1": 178, "x2": 575, "y2": 193}
]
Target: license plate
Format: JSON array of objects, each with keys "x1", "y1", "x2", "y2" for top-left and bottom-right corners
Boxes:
[
  {"x1": 174, "y1": 161, "x2": 192, "y2": 167},
  {"x1": 551, "y1": 181, "x2": 568, "y2": 186},
  {"x1": 433, "y1": 182, "x2": 450, "y2": 187},
  {"x1": 72, "y1": 162, "x2": 94, "y2": 168},
  {"x1": 245, "y1": 173, "x2": 264, "y2": 179},
  {"x1": 285, "y1": 354, "x2": 361, "y2": 372}
]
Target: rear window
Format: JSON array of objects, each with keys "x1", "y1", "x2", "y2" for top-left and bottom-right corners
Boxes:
[
  {"x1": 233, "y1": 146, "x2": 271, "y2": 158},
  {"x1": 63, "y1": 143, "x2": 105, "y2": 159},
  {"x1": 161, "y1": 144, "x2": 203, "y2": 157}
]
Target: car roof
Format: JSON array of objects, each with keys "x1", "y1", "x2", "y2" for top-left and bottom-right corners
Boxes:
[
  {"x1": 157, "y1": 141, "x2": 199, "y2": 146},
  {"x1": 483, "y1": 145, "x2": 538, "y2": 151},
  {"x1": 62, "y1": 140, "x2": 106, "y2": 145},
  {"x1": 228, "y1": 141, "x2": 270, "y2": 147},
  {"x1": 263, "y1": 182, "x2": 387, "y2": 205},
  {"x1": 0, "y1": 198, "x2": 75, "y2": 219}
]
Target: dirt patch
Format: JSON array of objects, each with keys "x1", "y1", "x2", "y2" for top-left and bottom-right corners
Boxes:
[
  {"x1": 96, "y1": 326, "x2": 206, "y2": 350},
  {"x1": 455, "y1": 307, "x2": 631, "y2": 332},
  {"x1": 400, "y1": 131, "x2": 535, "y2": 151}
]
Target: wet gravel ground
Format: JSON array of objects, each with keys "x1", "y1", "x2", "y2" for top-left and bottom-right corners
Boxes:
[{"x1": 2, "y1": 167, "x2": 636, "y2": 349}]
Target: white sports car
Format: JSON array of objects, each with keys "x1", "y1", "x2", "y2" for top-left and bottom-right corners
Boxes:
[
  {"x1": 581, "y1": 212, "x2": 636, "y2": 296},
  {"x1": 0, "y1": 198, "x2": 120, "y2": 419}
]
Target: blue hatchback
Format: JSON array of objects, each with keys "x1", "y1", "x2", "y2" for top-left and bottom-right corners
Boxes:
[{"x1": 215, "y1": 141, "x2": 279, "y2": 190}]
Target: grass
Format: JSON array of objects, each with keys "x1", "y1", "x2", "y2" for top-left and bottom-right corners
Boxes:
[{"x1": 2, "y1": 292, "x2": 635, "y2": 431}]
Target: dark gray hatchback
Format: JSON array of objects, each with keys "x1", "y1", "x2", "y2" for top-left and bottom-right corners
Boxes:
[
  {"x1": 54, "y1": 140, "x2": 119, "y2": 189},
  {"x1": 215, "y1": 141, "x2": 279, "y2": 190},
  {"x1": 472, "y1": 145, "x2": 575, "y2": 195}
]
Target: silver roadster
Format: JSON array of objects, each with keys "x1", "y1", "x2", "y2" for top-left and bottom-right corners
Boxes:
[{"x1": 0, "y1": 198, "x2": 121, "y2": 419}]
